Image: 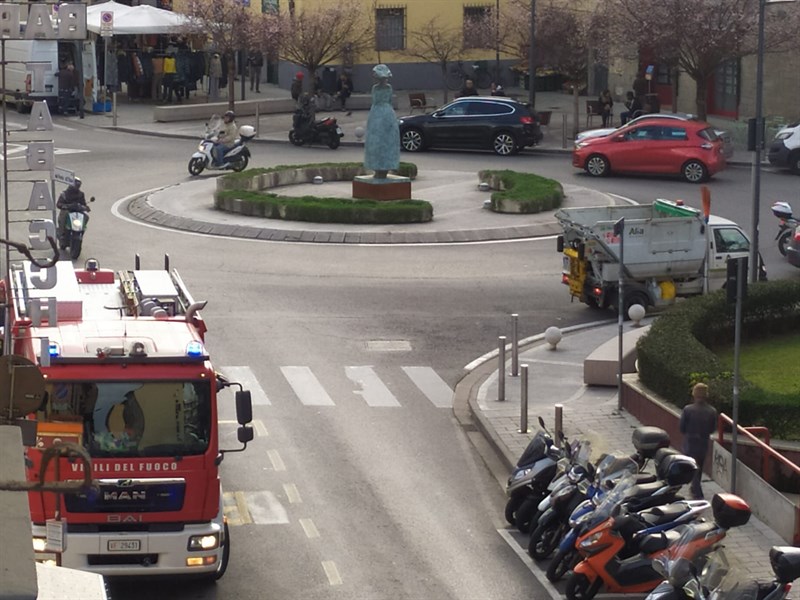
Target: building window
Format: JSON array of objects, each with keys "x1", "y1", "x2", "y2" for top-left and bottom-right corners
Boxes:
[
  {"x1": 262, "y1": 0, "x2": 278, "y2": 13},
  {"x1": 463, "y1": 5, "x2": 492, "y2": 49},
  {"x1": 376, "y1": 7, "x2": 406, "y2": 51}
]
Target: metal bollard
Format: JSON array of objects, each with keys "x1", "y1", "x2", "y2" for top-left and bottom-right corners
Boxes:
[
  {"x1": 554, "y1": 403, "x2": 564, "y2": 444},
  {"x1": 562, "y1": 113, "x2": 568, "y2": 149},
  {"x1": 511, "y1": 313, "x2": 519, "y2": 377},
  {"x1": 255, "y1": 104, "x2": 260, "y2": 136},
  {"x1": 498, "y1": 336, "x2": 506, "y2": 402},
  {"x1": 519, "y1": 364, "x2": 529, "y2": 433},
  {"x1": 112, "y1": 91, "x2": 118, "y2": 127}
]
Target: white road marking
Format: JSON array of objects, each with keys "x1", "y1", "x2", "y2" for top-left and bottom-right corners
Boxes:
[
  {"x1": 322, "y1": 561, "x2": 342, "y2": 586},
  {"x1": 252, "y1": 419, "x2": 268, "y2": 437},
  {"x1": 402, "y1": 366, "x2": 453, "y2": 408},
  {"x1": 346, "y1": 366, "x2": 400, "y2": 407},
  {"x1": 283, "y1": 483, "x2": 301, "y2": 504},
  {"x1": 497, "y1": 529, "x2": 560, "y2": 600},
  {"x1": 219, "y1": 366, "x2": 270, "y2": 405},
  {"x1": 299, "y1": 518, "x2": 319, "y2": 539},
  {"x1": 267, "y1": 449, "x2": 286, "y2": 471},
  {"x1": 243, "y1": 491, "x2": 289, "y2": 525},
  {"x1": 280, "y1": 366, "x2": 335, "y2": 406}
]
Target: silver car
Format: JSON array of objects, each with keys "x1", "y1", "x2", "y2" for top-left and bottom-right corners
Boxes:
[{"x1": 576, "y1": 113, "x2": 734, "y2": 159}]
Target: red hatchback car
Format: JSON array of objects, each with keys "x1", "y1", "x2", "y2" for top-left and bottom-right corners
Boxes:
[{"x1": 572, "y1": 117, "x2": 726, "y2": 183}]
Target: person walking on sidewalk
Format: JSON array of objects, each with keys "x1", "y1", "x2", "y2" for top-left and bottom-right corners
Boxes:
[
  {"x1": 679, "y1": 382, "x2": 717, "y2": 500},
  {"x1": 248, "y1": 51, "x2": 263, "y2": 92}
]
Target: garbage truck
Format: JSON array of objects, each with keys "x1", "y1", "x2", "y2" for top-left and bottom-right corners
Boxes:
[{"x1": 555, "y1": 199, "x2": 766, "y2": 313}]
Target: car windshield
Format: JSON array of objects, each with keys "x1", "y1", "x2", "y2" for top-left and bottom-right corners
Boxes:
[{"x1": 41, "y1": 380, "x2": 212, "y2": 458}]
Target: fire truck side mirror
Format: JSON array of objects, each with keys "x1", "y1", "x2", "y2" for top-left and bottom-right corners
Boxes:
[
  {"x1": 238, "y1": 426, "x2": 254, "y2": 444},
  {"x1": 556, "y1": 235, "x2": 564, "y2": 253},
  {"x1": 235, "y1": 390, "x2": 252, "y2": 425}
]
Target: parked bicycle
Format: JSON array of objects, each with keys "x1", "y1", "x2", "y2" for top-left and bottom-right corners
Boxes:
[{"x1": 446, "y1": 61, "x2": 493, "y2": 91}]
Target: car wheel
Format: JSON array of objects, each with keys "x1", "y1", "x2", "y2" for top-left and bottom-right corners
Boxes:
[
  {"x1": 401, "y1": 128, "x2": 425, "y2": 152},
  {"x1": 585, "y1": 154, "x2": 609, "y2": 177},
  {"x1": 493, "y1": 131, "x2": 517, "y2": 156},
  {"x1": 789, "y1": 151, "x2": 800, "y2": 175},
  {"x1": 682, "y1": 160, "x2": 709, "y2": 183}
]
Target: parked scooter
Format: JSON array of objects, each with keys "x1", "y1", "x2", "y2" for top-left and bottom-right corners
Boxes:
[
  {"x1": 564, "y1": 453, "x2": 703, "y2": 600},
  {"x1": 649, "y1": 541, "x2": 800, "y2": 600},
  {"x1": 58, "y1": 196, "x2": 94, "y2": 260},
  {"x1": 771, "y1": 202, "x2": 798, "y2": 256},
  {"x1": 646, "y1": 494, "x2": 755, "y2": 600},
  {"x1": 188, "y1": 117, "x2": 255, "y2": 176},
  {"x1": 505, "y1": 417, "x2": 566, "y2": 533},
  {"x1": 289, "y1": 110, "x2": 344, "y2": 149}
]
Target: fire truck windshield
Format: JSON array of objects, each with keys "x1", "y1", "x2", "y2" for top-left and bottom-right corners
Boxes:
[{"x1": 42, "y1": 381, "x2": 212, "y2": 458}]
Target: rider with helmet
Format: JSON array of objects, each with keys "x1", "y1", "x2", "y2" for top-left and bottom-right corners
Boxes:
[
  {"x1": 56, "y1": 177, "x2": 90, "y2": 249},
  {"x1": 214, "y1": 110, "x2": 238, "y2": 166}
]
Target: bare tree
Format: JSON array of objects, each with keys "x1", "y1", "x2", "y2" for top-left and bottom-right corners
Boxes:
[
  {"x1": 598, "y1": 0, "x2": 800, "y2": 120},
  {"x1": 279, "y1": 0, "x2": 373, "y2": 81},
  {"x1": 404, "y1": 19, "x2": 462, "y2": 102},
  {"x1": 180, "y1": 0, "x2": 264, "y2": 110}
]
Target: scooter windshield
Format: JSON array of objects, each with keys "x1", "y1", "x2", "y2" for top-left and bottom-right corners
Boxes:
[
  {"x1": 595, "y1": 453, "x2": 638, "y2": 489},
  {"x1": 592, "y1": 473, "x2": 638, "y2": 521}
]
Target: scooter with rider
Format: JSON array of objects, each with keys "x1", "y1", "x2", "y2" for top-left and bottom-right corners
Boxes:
[{"x1": 57, "y1": 177, "x2": 94, "y2": 260}]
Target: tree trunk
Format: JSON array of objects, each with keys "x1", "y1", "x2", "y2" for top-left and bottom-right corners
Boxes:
[
  {"x1": 572, "y1": 85, "x2": 579, "y2": 139},
  {"x1": 227, "y1": 54, "x2": 236, "y2": 111},
  {"x1": 694, "y1": 74, "x2": 709, "y2": 121},
  {"x1": 671, "y1": 68, "x2": 679, "y2": 113},
  {"x1": 441, "y1": 63, "x2": 449, "y2": 103}
]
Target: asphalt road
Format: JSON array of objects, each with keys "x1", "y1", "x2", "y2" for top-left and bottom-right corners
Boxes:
[{"x1": 5, "y1": 116, "x2": 797, "y2": 600}]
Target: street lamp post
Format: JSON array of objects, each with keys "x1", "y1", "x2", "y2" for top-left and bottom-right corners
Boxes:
[
  {"x1": 749, "y1": 0, "x2": 766, "y2": 283},
  {"x1": 528, "y1": 0, "x2": 536, "y2": 108},
  {"x1": 495, "y1": 0, "x2": 501, "y2": 81}
]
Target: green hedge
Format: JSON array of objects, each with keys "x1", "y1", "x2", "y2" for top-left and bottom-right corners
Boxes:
[
  {"x1": 478, "y1": 169, "x2": 564, "y2": 213},
  {"x1": 636, "y1": 279, "x2": 800, "y2": 439},
  {"x1": 216, "y1": 190, "x2": 432, "y2": 224}
]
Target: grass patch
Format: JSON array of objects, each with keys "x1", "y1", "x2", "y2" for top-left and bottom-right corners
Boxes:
[
  {"x1": 716, "y1": 332, "x2": 800, "y2": 396},
  {"x1": 478, "y1": 169, "x2": 564, "y2": 213}
]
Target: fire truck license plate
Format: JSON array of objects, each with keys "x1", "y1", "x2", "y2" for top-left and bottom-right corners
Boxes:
[
  {"x1": 563, "y1": 256, "x2": 570, "y2": 271},
  {"x1": 108, "y1": 539, "x2": 141, "y2": 552}
]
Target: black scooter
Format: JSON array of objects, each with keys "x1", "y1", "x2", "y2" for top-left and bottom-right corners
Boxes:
[{"x1": 289, "y1": 110, "x2": 344, "y2": 149}]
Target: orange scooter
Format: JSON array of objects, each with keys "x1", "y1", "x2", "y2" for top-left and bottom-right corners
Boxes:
[{"x1": 565, "y1": 492, "x2": 752, "y2": 600}]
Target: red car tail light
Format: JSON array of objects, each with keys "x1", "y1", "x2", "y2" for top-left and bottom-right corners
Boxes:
[
  {"x1": 520, "y1": 115, "x2": 534, "y2": 125},
  {"x1": 794, "y1": 229, "x2": 800, "y2": 242}
]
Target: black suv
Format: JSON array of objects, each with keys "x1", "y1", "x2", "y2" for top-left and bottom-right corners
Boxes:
[{"x1": 398, "y1": 97, "x2": 543, "y2": 156}]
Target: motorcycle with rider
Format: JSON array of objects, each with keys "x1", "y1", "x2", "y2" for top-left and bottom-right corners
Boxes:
[{"x1": 57, "y1": 177, "x2": 94, "y2": 260}]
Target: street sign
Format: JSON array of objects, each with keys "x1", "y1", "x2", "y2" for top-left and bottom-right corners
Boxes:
[
  {"x1": 100, "y1": 10, "x2": 113, "y2": 37},
  {"x1": 54, "y1": 166, "x2": 75, "y2": 185}
]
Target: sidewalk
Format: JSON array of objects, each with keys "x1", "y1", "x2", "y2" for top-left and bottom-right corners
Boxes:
[{"x1": 459, "y1": 320, "x2": 787, "y2": 584}]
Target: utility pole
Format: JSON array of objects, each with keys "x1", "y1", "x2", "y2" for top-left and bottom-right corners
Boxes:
[{"x1": 527, "y1": 0, "x2": 536, "y2": 109}]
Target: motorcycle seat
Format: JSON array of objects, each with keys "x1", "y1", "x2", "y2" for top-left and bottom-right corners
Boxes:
[
  {"x1": 638, "y1": 502, "x2": 691, "y2": 526},
  {"x1": 636, "y1": 529, "x2": 683, "y2": 554},
  {"x1": 634, "y1": 473, "x2": 658, "y2": 484}
]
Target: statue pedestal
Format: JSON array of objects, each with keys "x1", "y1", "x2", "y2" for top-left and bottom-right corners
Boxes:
[{"x1": 352, "y1": 174, "x2": 411, "y2": 201}]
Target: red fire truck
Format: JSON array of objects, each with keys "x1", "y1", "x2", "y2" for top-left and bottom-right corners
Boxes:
[{"x1": 4, "y1": 257, "x2": 253, "y2": 580}]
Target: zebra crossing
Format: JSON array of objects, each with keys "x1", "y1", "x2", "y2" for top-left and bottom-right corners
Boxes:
[{"x1": 219, "y1": 365, "x2": 454, "y2": 409}]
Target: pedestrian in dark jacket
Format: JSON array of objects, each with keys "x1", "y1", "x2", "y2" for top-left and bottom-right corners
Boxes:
[
  {"x1": 458, "y1": 79, "x2": 479, "y2": 98},
  {"x1": 291, "y1": 72, "x2": 304, "y2": 103},
  {"x1": 248, "y1": 51, "x2": 263, "y2": 92},
  {"x1": 679, "y1": 383, "x2": 717, "y2": 500},
  {"x1": 335, "y1": 73, "x2": 353, "y2": 113}
]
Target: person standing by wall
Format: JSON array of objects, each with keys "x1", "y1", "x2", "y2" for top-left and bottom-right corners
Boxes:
[
  {"x1": 248, "y1": 51, "x2": 263, "y2": 93},
  {"x1": 599, "y1": 89, "x2": 614, "y2": 127},
  {"x1": 291, "y1": 71, "x2": 304, "y2": 103},
  {"x1": 335, "y1": 72, "x2": 353, "y2": 114},
  {"x1": 208, "y1": 52, "x2": 222, "y2": 101},
  {"x1": 679, "y1": 383, "x2": 718, "y2": 500}
]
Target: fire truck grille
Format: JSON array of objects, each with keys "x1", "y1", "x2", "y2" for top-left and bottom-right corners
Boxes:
[{"x1": 65, "y1": 478, "x2": 186, "y2": 513}]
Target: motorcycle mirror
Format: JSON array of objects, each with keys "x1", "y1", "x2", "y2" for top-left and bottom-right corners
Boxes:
[{"x1": 538, "y1": 416, "x2": 546, "y2": 429}]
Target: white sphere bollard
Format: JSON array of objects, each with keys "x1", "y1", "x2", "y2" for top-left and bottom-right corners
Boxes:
[
  {"x1": 354, "y1": 126, "x2": 365, "y2": 140},
  {"x1": 313, "y1": 176, "x2": 324, "y2": 185},
  {"x1": 478, "y1": 182, "x2": 491, "y2": 192},
  {"x1": 545, "y1": 326, "x2": 563, "y2": 350},
  {"x1": 628, "y1": 303, "x2": 646, "y2": 326}
]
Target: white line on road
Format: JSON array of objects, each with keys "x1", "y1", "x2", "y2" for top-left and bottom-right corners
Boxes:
[
  {"x1": 299, "y1": 518, "x2": 319, "y2": 539},
  {"x1": 280, "y1": 366, "x2": 335, "y2": 406},
  {"x1": 402, "y1": 366, "x2": 453, "y2": 408},
  {"x1": 219, "y1": 366, "x2": 270, "y2": 405},
  {"x1": 252, "y1": 419, "x2": 268, "y2": 437},
  {"x1": 497, "y1": 529, "x2": 561, "y2": 600},
  {"x1": 267, "y1": 449, "x2": 286, "y2": 472},
  {"x1": 322, "y1": 561, "x2": 342, "y2": 586},
  {"x1": 345, "y1": 366, "x2": 400, "y2": 407},
  {"x1": 283, "y1": 483, "x2": 301, "y2": 504}
]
